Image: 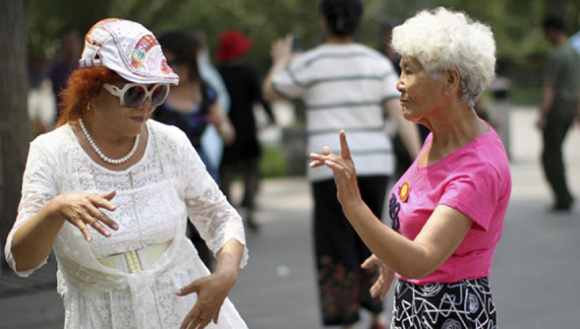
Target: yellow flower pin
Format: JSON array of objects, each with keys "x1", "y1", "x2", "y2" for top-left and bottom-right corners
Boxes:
[{"x1": 399, "y1": 181, "x2": 410, "y2": 202}]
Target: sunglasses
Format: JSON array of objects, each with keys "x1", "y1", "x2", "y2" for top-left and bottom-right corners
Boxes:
[{"x1": 102, "y1": 83, "x2": 170, "y2": 108}]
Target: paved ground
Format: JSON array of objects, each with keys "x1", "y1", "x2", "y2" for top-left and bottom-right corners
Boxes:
[{"x1": 1, "y1": 107, "x2": 579, "y2": 329}]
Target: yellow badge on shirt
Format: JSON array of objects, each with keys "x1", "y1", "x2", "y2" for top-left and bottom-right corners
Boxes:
[{"x1": 399, "y1": 181, "x2": 410, "y2": 203}]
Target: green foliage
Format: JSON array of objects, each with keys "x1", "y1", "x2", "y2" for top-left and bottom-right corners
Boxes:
[
  {"x1": 25, "y1": 0, "x2": 580, "y2": 88},
  {"x1": 260, "y1": 146, "x2": 287, "y2": 178},
  {"x1": 25, "y1": 0, "x2": 112, "y2": 60}
]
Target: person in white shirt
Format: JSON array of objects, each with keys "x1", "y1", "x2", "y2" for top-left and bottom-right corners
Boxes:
[
  {"x1": 4, "y1": 18, "x2": 248, "y2": 329},
  {"x1": 263, "y1": 1, "x2": 420, "y2": 328}
]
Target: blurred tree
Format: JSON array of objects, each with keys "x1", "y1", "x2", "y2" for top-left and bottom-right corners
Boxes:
[
  {"x1": 23, "y1": 0, "x2": 580, "y2": 76},
  {"x1": 24, "y1": 0, "x2": 580, "y2": 65},
  {"x1": 0, "y1": 0, "x2": 30, "y2": 270},
  {"x1": 432, "y1": 0, "x2": 579, "y2": 89},
  {"x1": 544, "y1": 0, "x2": 565, "y2": 16},
  {"x1": 26, "y1": 0, "x2": 112, "y2": 61}
]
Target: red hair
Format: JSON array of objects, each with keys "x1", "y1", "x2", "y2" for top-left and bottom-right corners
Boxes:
[{"x1": 56, "y1": 67, "x2": 119, "y2": 127}]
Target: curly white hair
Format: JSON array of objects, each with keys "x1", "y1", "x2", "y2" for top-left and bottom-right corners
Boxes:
[{"x1": 392, "y1": 7, "x2": 496, "y2": 107}]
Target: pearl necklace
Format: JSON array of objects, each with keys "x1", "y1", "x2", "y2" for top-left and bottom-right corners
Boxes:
[{"x1": 79, "y1": 118, "x2": 140, "y2": 165}]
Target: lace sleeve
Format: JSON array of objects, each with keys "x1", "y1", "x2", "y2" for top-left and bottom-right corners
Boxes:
[
  {"x1": 179, "y1": 137, "x2": 248, "y2": 268},
  {"x1": 4, "y1": 140, "x2": 59, "y2": 277}
]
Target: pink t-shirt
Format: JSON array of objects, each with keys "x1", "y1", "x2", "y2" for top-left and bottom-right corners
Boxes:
[{"x1": 389, "y1": 127, "x2": 511, "y2": 285}]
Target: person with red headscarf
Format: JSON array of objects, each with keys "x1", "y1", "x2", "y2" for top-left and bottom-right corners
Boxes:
[{"x1": 216, "y1": 30, "x2": 275, "y2": 231}]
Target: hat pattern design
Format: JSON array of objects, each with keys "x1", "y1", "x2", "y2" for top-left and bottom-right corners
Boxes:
[
  {"x1": 132, "y1": 35, "x2": 155, "y2": 69},
  {"x1": 80, "y1": 18, "x2": 178, "y2": 85}
]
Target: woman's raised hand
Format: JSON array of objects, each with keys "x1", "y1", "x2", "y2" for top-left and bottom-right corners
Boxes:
[
  {"x1": 309, "y1": 130, "x2": 362, "y2": 207},
  {"x1": 54, "y1": 189, "x2": 119, "y2": 241},
  {"x1": 271, "y1": 34, "x2": 300, "y2": 69}
]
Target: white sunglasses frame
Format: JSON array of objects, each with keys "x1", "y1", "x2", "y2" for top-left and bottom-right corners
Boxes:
[{"x1": 102, "y1": 83, "x2": 170, "y2": 108}]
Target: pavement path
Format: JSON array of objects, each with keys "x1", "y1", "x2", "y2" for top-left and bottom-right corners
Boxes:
[{"x1": 1, "y1": 107, "x2": 579, "y2": 329}]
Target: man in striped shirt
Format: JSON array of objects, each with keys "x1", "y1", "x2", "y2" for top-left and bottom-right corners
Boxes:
[{"x1": 263, "y1": 1, "x2": 420, "y2": 328}]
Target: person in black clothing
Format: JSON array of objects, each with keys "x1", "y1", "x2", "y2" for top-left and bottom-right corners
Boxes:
[
  {"x1": 155, "y1": 31, "x2": 235, "y2": 269},
  {"x1": 536, "y1": 15, "x2": 580, "y2": 212},
  {"x1": 216, "y1": 30, "x2": 275, "y2": 231}
]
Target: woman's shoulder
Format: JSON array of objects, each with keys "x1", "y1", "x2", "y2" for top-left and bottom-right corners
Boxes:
[
  {"x1": 148, "y1": 120, "x2": 201, "y2": 167},
  {"x1": 31, "y1": 124, "x2": 74, "y2": 152},
  {"x1": 476, "y1": 128, "x2": 510, "y2": 171},
  {"x1": 23, "y1": 124, "x2": 80, "y2": 170},
  {"x1": 149, "y1": 119, "x2": 186, "y2": 137},
  {"x1": 449, "y1": 128, "x2": 510, "y2": 183},
  {"x1": 148, "y1": 119, "x2": 190, "y2": 147}
]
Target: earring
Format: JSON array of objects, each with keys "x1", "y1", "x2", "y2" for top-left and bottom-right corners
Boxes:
[{"x1": 86, "y1": 103, "x2": 91, "y2": 112}]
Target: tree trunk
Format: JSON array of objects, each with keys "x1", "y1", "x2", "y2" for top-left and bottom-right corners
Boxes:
[{"x1": 0, "y1": 0, "x2": 30, "y2": 271}]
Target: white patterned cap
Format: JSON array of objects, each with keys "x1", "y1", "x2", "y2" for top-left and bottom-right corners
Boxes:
[{"x1": 79, "y1": 18, "x2": 179, "y2": 85}]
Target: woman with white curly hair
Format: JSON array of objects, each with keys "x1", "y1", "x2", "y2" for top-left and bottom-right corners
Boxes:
[{"x1": 310, "y1": 7, "x2": 511, "y2": 328}]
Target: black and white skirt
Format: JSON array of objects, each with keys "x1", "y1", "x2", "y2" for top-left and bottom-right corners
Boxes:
[{"x1": 392, "y1": 278, "x2": 497, "y2": 329}]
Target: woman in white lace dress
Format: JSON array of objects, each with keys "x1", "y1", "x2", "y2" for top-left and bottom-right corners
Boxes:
[{"x1": 4, "y1": 18, "x2": 248, "y2": 329}]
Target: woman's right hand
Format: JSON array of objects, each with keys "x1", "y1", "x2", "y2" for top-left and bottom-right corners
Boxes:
[
  {"x1": 53, "y1": 189, "x2": 119, "y2": 241},
  {"x1": 362, "y1": 254, "x2": 395, "y2": 301},
  {"x1": 309, "y1": 130, "x2": 363, "y2": 209},
  {"x1": 270, "y1": 34, "x2": 295, "y2": 68}
]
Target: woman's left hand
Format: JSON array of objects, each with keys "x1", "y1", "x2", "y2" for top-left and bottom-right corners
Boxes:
[
  {"x1": 309, "y1": 130, "x2": 362, "y2": 208},
  {"x1": 362, "y1": 254, "x2": 395, "y2": 301},
  {"x1": 176, "y1": 270, "x2": 236, "y2": 329}
]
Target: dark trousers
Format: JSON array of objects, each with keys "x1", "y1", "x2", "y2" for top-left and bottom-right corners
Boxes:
[
  {"x1": 541, "y1": 110, "x2": 575, "y2": 208},
  {"x1": 312, "y1": 175, "x2": 388, "y2": 326},
  {"x1": 219, "y1": 157, "x2": 260, "y2": 225}
]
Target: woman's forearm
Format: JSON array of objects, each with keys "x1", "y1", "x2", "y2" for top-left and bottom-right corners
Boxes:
[
  {"x1": 262, "y1": 65, "x2": 286, "y2": 102},
  {"x1": 207, "y1": 104, "x2": 235, "y2": 144},
  {"x1": 214, "y1": 239, "x2": 245, "y2": 285},
  {"x1": 11, "y1": 198, "x2": 65, "y2": 272},
  {"x1": 263, "y1": 35, "x2": 295, "y2": 102},
  {"x1": 217, "y1": 120, "x2": 235, "y2": 145},
  {"x1": 343, "y1": 201, "x2": 472, "y2": 279},
  {"x1": 342, "y1": 201, "x2": 439, "y2": 279},
  {"x1": 540, "y1": 83, "x2": 555, "y2": 117}
]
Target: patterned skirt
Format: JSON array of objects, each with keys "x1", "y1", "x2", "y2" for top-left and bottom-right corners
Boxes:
[{"x1": 392, "y1": 278, "x2": 497, "y2": 329}]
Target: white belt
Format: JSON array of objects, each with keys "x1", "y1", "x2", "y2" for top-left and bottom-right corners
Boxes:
[{"x1": 97, "y1": 242, "x2": 170, "y2": 273}]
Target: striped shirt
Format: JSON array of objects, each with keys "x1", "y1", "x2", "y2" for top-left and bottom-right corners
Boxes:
[{"x1": 272, "y1": 43, "x2": 400, "y2": 181}]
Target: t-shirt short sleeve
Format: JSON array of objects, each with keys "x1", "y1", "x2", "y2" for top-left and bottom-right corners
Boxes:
[
  {"x1": 438, "y1": 163, "x2": 501, "y2": 231},
  {"x1": 271, "y1": 57, "x2": 310, "y2": 99}
]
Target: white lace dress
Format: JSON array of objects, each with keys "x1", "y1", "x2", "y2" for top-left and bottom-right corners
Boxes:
[{"x1": 4, "y1": 120, "x2": 249, "y2": 329}]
